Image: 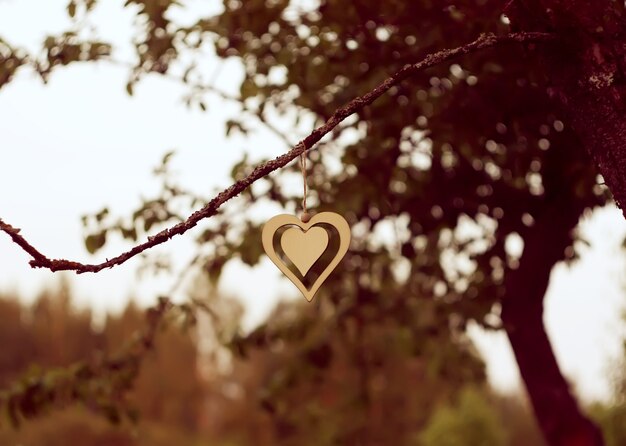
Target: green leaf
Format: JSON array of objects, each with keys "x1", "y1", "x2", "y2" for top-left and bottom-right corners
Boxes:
[
  {"x1": 85, "y1": 232, "x2": 106, "y2": 254},
  {"x1": 240, "y1": 78, "x2": 258, "y2": 100},
  {"x1": 120, "y1": 226, "x2": 138, "y2": 241},
  {"x1": 67, "y1": 1, "x2": 77, "y2": 18},
  {"x1": 225, "y1": 119, "x2": 248, "y2": 137}
]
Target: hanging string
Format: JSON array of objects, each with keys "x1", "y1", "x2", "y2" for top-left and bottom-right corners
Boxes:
[{"x1": 300, "y1": 146, "x2": 310, "y2": 222}]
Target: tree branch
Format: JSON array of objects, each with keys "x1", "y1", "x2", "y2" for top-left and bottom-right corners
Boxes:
[{"x1": 0, "y1": 32, "x2": 553, "y2": 274}]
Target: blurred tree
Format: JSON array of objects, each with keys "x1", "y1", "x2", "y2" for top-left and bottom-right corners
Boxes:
[
  {"x1": 182, "y1": 2, "x2": 608, "y2": 445},
  {"x1": 0, "y1": 279, "x2": 102, "y2": 387},
  {"x1": 0, "y1": 285, "x2": 568, "y2": 445},
  {"x1": 105, "y1": 302, "x2": 205, "y2": 431},
  {"x1": 419, "y1": 386, "x2": 508, "y2": 446},
  {"x1": 203, "y1": 299, "x2": 485, "y2": 446},
  {"x1": 1, "y1": 1, "x2": 625, "y2": 446},
  {"x1": 0, "y1": 286, "x2": 209, "y2": 445},
  {"x1": 493, "y1": 393, "x2": 547, "y2": 446}
]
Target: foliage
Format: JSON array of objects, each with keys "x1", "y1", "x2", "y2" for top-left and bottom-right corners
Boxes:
[
  {"x1": 491, "y1": 394, "x2": 546, "y2": 446},
  {"x1": 0, "y1": 284, "x2": 210, "y2": 443},
  {"x1": 222, "y1": 299, "x2": 486, "y2": 445},
  {"x1": 418, "y1": 386, "x2": 508, "y2": 446},
  {"x1": 0, "y1": 0, "x2": 623, "y2": 444},
  {"x1": 0, "y1": 34, "x2": 109, "y2": 90},
  {"x1": 590, "y1": 404, "x2": 626, "y2": 446},
  {"x1": 63, "y1": 0, "x2": 608, "y2": 343},
  {"x1": 0, "y1": 285, "x2": 556, "y2": 445},
  {"x1": 589, "y1": 334, "x2": 626, "y2": 446},
  {"x1": 144, "y1": 3, "x2": 607, "y2": 441},
  {"x1": 0, "y1": 283, "x2": 193, "y2": 430}
]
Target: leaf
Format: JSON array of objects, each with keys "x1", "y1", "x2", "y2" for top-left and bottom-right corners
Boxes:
[
  {"x1": 67, "y1": 1, "x2": 77, "y2": 18},
  {"x1": 239, "y1": 243, "x2": 263, "y2": 266},
  {"x1": 162, "y1": 150, "x2": 175, "y2": 165},
  {"x1": 240, "y1": 78, "x2": 258, "y2": 99},
  {"x1": 143, "y1": 216, "x2": 157, "y2": 232},
  {"x1": 225, "y1": 119, "x2": 248, "y2": 137},
  {"x1": 120, "y1": 226, "x2": 138, "y2": 241},
  {"x1": 206, "y1": 257, "x2": 226, "y2": 283},
  {"x1": 95, "y1": 207, "x2": 109, "y2": 222},
  {"x1": 85, "y1": 232, "x2": 106, "y2": 254}
]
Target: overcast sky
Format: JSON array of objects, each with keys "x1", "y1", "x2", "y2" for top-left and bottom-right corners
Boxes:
[{"x1": 0, "y1": 0, "x2": 625, "y2": 403}]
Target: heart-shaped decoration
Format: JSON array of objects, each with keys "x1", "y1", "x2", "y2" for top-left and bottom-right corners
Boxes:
[
  {"x1": 281, "y1": 226, "x2": 329, "y2": 276},
  {"x1": 262, "y1": 212, "x2": 351, "y2": 301}
]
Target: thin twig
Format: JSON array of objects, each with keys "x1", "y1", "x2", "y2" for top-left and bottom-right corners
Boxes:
[
  {"x1": 112, "y1": 57, "x2": 296, "y2": 146},
  {"x1": 0, "y1": 32, "x2": 553, "y2": 274}
]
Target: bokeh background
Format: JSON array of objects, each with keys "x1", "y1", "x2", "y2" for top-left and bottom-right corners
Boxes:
[{"x1": 0, "y1": 0, "x2": 625, "y2": 445}]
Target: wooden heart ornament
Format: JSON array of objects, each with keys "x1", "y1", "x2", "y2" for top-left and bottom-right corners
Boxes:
[{"x1": 262, "y1": 212, "x2": 351, "y2": 301}]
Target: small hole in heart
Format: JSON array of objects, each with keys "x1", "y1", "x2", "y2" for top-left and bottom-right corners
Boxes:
[{"x1": 272, "y1": 223, "x2": 341, "y2": 290}]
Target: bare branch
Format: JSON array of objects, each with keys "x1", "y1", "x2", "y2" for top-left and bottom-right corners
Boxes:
[{"x1": 0, "y1": 32, "x2": 553, "y2": 274}]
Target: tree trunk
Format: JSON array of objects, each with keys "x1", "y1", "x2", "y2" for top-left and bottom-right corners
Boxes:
[
  {"x1": 501, "y1": 203, "x2": 604, "y2": 446},
  {"x1": 504, "y1": 1, "x2": 625, "y2": 438},
  {"x1": 506, "y1": 0, "x2": 626, "y2": 218}
]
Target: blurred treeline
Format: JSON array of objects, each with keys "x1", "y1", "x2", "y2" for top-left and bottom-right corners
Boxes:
[{"x1": 0, "y1": 283, "x2": 623, "y2": 446}]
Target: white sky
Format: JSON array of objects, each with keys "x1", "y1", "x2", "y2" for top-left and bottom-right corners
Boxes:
[{"x1": 0, "y1": 0, "x2": 625, "y2": 403}]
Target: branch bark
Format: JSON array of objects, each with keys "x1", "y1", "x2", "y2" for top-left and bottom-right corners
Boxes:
[{"x1": 0, "y1": 31, "x2": 552, "y2": 274}]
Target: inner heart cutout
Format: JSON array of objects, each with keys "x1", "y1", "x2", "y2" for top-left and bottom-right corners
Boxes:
[
  {"x1": 262, "y1": 212, "x2": 351, "y2": 302},
  {"x1": 281, "y1": 226, "x2": 328, "y2": 276}
]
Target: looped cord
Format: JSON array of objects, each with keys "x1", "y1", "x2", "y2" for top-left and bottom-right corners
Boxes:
[{"x1": 300, "y1": 147, "x2": 308, "y2": 214}]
